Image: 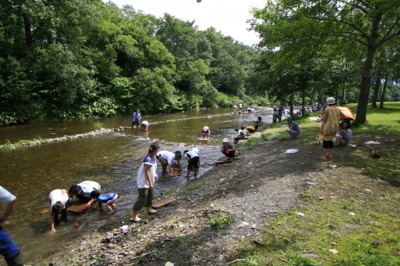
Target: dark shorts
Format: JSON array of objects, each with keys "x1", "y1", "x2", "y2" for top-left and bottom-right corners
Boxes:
[
  {"x1": 188, "y1": 156, "x2": 200, "y2": 170},
  {"x1": 323, "y1": 140, "x2": 334, "y2": 149},
  {"x1": 225, "y1": 150, "x2": 236, "y2": 158}
]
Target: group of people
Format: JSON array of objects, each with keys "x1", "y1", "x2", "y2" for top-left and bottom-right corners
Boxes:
[
  {"x1": 319, "y1": 97, "x2": 353, "y2": 160},
  {"x1": 130, "y1": 142, "x2": 200, "y2": 222},
  {"x1": 49, "y1": 180, "x2": 118, "y2": 232},
  {"x1": 232, "y1": 103, "x2": 243, "y2": 114},
  {"x1": 272, "y1": 105, "x2": 285, "y2": 123},
  {"x1": 131, "y1": 109, "x2": 149, "y2": 131}
]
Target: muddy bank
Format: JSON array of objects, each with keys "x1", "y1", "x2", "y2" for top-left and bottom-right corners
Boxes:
[{"x1": 31, "y1": 137, "x2": 334, "y2": 266}]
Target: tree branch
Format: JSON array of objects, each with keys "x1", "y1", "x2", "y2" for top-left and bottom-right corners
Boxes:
[{"x1": 378, "y1": 16, "x2": 400, "y2": 46}]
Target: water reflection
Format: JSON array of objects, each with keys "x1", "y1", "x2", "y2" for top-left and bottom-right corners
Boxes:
[{"x1": 0, "y1": 108, "x2": 273, "y2": 264}]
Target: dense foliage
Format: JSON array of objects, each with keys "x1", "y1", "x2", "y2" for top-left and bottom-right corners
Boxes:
[
  {"x1": 0, "y1": 0, "x2": 264, "y2": 125},
  {"x1": 2, "y1": 0, "x2": 399, "y2": 126}
]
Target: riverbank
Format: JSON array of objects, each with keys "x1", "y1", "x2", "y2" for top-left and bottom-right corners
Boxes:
[{"x1": 31, "y1": 105, "x2": 400, "y2": 265}]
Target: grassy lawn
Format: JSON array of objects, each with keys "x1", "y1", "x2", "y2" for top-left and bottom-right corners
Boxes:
[{"x1": 233, "y1": 102, "x2": 400, "y2": 265}]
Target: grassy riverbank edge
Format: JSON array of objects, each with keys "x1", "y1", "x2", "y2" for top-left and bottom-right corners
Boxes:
[{"x1": 231, "y1": 102, "x2": 400, "y2": 265}]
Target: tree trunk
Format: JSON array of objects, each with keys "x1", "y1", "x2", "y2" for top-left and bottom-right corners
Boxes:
[
  {"x1": 371, "y1": 74, "x2": 381, "y2": 107},
  {"x1": 379, "y1": 75, "x2": 388, "y2": 108},
  {"x1": 289, "y1": 88, "x2": 294, "y2": 117},
  {"x1": 301, "y1": 88, "x2": 305, "y2": 116},
  {"x1": 355, "y1": 13, "x2": 381, "y2": 125},
  {"x1": 23, "y1": 14, "x2": 34, "y2": 58}
]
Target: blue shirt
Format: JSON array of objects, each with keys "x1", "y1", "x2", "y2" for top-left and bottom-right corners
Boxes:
[
  {"x1": 98, "y1": 193, "x2": 117, "y2": 203},
  {"x1": 289, "y1": 121, "x2": 300, "y2": 134}
]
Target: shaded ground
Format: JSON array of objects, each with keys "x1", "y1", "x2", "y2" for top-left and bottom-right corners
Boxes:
[{"x1": 37, "y1": 134, "x2": 397, "y2": 265}]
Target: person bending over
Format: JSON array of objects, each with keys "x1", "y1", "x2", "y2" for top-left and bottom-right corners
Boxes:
[
  {"x1": 49, "y1": 188, "x2": 70, "y2": 233},
  {"x1": 68, "y1": 180, "x2": 101, "y2": 210},
  {"x1": 184, "y1": 148, "x2": 200, "y2": 179},
  {"x1": 156, "y1": 150, "x2": 182, "y2": 176}
]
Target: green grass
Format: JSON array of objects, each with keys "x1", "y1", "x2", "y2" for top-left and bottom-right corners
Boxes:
[{"x1": 231, "y1": 102, "x2": 400, "y2": 265}]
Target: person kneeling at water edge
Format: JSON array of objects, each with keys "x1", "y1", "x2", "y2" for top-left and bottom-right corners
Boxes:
[
  {"x1": 98, "y1": 193, "x2": 118, "y2": 213},
  {"x1": 184, "y1": 148, "x2": 200, "y2": 179},
  {"x1": 68, "y1": 180, "x2": 101, "y2": 210},
  {"x1": 156, "y1": 150, "x2": 182, "y2": 176},
  {"x1": 222, "y1": 138, "x2": 240, "y2": 161},
  {"x1": 49, "y1": 189, "x2": 70, "y2": 232},
  {"x1": 131, "y1": 143, "x2": 159, "y2": 222}
]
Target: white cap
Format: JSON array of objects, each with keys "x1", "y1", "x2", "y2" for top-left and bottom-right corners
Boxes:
[
  {"x1": 326, "y1": 97, "x2": 335, "y2": 105},
  {"x1": 222, "y1": 138, "x2": 229, "y2": 143}
]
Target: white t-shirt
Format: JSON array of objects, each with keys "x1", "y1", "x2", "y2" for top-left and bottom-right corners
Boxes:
[
  {"x1": 0, "y1": 186, "x2": 16, "y2": 205},
  {"x1": 185, "y1": 150, "x2": 199, "y2": 159},
  {"x1": 78, "y1": 181, "x2": 101, "y2": 195},
  {"x1": 49, "y1": 189, "x2": 69, "y2": 212},
  {"x1": 137, "y1": 155, "x2": 157, "y2": 188},
  {"x1": 157, "y1": 151, "x2": 176, "y2": 165},
  {"x1": 142, "y1": 121, "x2": 149, "y2": 126}
]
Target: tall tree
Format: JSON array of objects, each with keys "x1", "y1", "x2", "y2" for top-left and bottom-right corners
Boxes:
[{"x1": 253, "y1": 0, "x2": 400, "y2": 125}]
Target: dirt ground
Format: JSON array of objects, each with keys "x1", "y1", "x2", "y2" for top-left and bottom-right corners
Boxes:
[{"x1": 41, "y1": 134, "x2": 394, "y2": 266}]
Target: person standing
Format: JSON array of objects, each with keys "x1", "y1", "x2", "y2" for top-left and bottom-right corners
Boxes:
[
  {"x1": 0, "y1": 186, "x2": 24, "y2": 266},
  {"x1": 278, "y1": 105, "x2": 284, "y2": 121},
  {"x1": 49, "y1": 188, "x2": 69, "y2": 233},
  {"x1": 130, "y1": 142, "x2": 159, "y2": 222},
  {"x1": 132, "y1": 109, "x2": 141, "y2": 129},
  {"x1": 319, "y1": 97, "x2": 341, "y2": 160}
]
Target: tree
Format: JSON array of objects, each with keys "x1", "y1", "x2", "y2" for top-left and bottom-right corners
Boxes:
[{"x1": 253, "y1": 0, "x2": 400, "y2": 124}]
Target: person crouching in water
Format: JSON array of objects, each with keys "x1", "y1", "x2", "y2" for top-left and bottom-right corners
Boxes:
[
  {"x1": 49, "y1": 189, "x2": 70, "y2": 233},
  {"x1": 130, "y1": 142, "x2": 159, "y2": 222},
  {"x1": 141, "y1": 120, "x2": 149, "y2": 131},
  {"x1": 98, "y1": 193, "x2": 118, "y2": 213},
  {"x1": 184, "y1": 148, "x2": 200, "y2": 179},
  {"x1": 68, "y1": 180, "x2": 101, "y2": 210},
  {"x1": 221, "y1": 138, "x2": 240, "y2": 161},
  {"x1": 286, "y1": 116, "x2": 300, "y2": 139}
]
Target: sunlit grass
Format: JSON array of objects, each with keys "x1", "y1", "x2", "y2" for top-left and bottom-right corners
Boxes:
[{"x1": 233, "y1": 101, "x2": 400, "y2": 265}]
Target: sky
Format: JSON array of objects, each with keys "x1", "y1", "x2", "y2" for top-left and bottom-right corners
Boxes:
[{"x1": 106, "y1": 0, "x2": 265, "y2": 46}]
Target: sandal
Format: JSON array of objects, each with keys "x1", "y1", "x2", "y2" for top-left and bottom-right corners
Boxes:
[
  {"x1": 148, "y1": 209, "x2": 157, "y2": 215},
  {"x1": 130, "y1": 216, "x2": 141, "y2": 222}
]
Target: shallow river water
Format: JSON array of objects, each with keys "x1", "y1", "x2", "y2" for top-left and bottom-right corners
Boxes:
[{"x1": 0, "y1": 107, "x2": 273, "y2": 264}]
